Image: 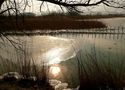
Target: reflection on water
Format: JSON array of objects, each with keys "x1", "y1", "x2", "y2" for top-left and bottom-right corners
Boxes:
[
  {"x1": 32, "y1": 36, "x2": 78, "y2": 65},
  {"x1": 0, "y1": 36, "x2": 77, "y2": 65},
  {"x1": 43, "y1": 47, "x2": 76, "y2": 65},
  {"x1": 0, "y1": 33, "x2": 125, "y2": 84},
  {"x1": 1, "y1": 27, "x2": 125, "y2": 89},
  {"x1": 1, "y1": 18, "x2": 125, "y2": 89},
  {"x1": 49, "y1": 66, "x2": 61, "y2": 77}
]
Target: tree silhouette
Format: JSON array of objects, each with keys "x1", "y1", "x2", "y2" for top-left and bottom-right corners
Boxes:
[
  {"x1": 0, "y1": 0, "x2": 4, "y2": 9},
  {"x1": 38, "y1": 0, "x2": 125, "y2": 12},
  {"x1": 0, "y1": 0, "x2": 125, "y2": 14}
]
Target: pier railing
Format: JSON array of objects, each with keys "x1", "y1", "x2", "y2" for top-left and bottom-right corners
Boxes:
[{"x1": 1, "y1": 27, "x2": 125, "y2": 37}]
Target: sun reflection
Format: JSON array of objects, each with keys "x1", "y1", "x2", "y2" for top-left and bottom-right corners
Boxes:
[
  {"x1": 50, "y1": 66, "x2": 61, "y2": 77},
  {"x1": 45, "y1": 47, "x2": 63, "y2": 65}
]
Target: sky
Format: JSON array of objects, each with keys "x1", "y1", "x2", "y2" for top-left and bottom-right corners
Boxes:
[
  {"x1": 25, "y1": 0, "x2": 125, "y2": 15},
  {"x1": 1, "y1": 0, "x2": 125, "y2": 15}
]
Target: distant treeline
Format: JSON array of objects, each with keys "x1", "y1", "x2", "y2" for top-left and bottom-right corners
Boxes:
[
  {"x1": 41, "y1": 12, "x2": 125, "y2": 19},
  {"x1": 0, "y1": 12, "x2": 125, "y2": 20},
  {"x1": 0, "y1": 17, "x2": 106, "y2": 31},
  {"x1": 1, "y1": 12, "x2": 125, "y2": 31}
]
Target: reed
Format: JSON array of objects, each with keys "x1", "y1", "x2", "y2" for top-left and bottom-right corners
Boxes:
[
  {"x1": 76, "y1": 46, "x2": 125, "y2": 90},
  {"x1": 0, "y1": 37, "x2": 53, "y2": 90}
]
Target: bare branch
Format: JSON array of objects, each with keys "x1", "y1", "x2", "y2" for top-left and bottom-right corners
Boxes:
[
  {"x1": 0, "y1": 7, "x2": 15, "y2": 14},
  {"x1": 37, "y1": 0, "x2": 106, "y2": 7},
  {"x1": 0, "y1": 0, "x2": 125, "y2": 15},
  {"x1": 103, "y1": 1, "x2": 125, "y2": 9}
]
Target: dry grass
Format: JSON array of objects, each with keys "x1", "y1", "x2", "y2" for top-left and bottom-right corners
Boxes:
[
  {"x1": 0, "y1": 37, "x2": 54, "y2": 90},
  {"x1": 77, "y1": 47, "x2": 125, "y2": 90},
  {"x1": 0, "y1": 81, "x2": 54, "y2": 90}
]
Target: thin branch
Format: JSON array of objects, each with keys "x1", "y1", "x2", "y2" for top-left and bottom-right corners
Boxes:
[
  {"x1": 103, "y1": 2, "x2": 125, "y2": 9},
  {"x1": 40, "y1": 1, "x2": 45, "y2": 13},
  {"x1": 0, "y1": 8, "x2": 15, "y2": 14},
  {"x1": 38, "y1": 0, "x2": 106, "y2": 7}
]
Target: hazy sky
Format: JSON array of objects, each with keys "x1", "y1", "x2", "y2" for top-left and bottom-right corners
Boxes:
[
  {"x1": 2, "y1": 0, "x2": 125, "y2": 15},
  {"x1": 25, "y1": 0, "x2": 125, "y2": 15}
]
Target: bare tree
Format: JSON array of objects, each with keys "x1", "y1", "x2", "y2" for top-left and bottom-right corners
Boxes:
[
  {"x1": 0, "y1": 0, "x2": 31, "y2": 15},
  {"x1": 0, "y1": 0, "x2": 4, "y2": 9},
  {"x1": 0, "y1": 0, "x2": 125, "y2": 15},
  {"x1": 0, "y1": 0, "x2": 16, "y2": 14},
  {"x1": 38, "y1": 0, "x2": 125, "y2": 10}
]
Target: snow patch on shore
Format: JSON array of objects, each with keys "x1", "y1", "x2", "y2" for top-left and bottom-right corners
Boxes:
[{"x1": 49, "y1": 79, "x2": 79, "y2": 90}]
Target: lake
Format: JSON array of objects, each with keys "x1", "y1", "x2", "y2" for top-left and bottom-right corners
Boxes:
[{"x1": 0, "y1": 18, "x2": 125, "y2": 90}]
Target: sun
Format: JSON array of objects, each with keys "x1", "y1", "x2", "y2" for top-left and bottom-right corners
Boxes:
[{"x1": 50, "y1": 66, "x2": 61, "y2": 77}]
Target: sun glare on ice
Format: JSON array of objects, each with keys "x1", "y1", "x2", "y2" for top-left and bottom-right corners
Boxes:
[{"x1": 50, "y1": 66, "x2": 61, "y2": 76}]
